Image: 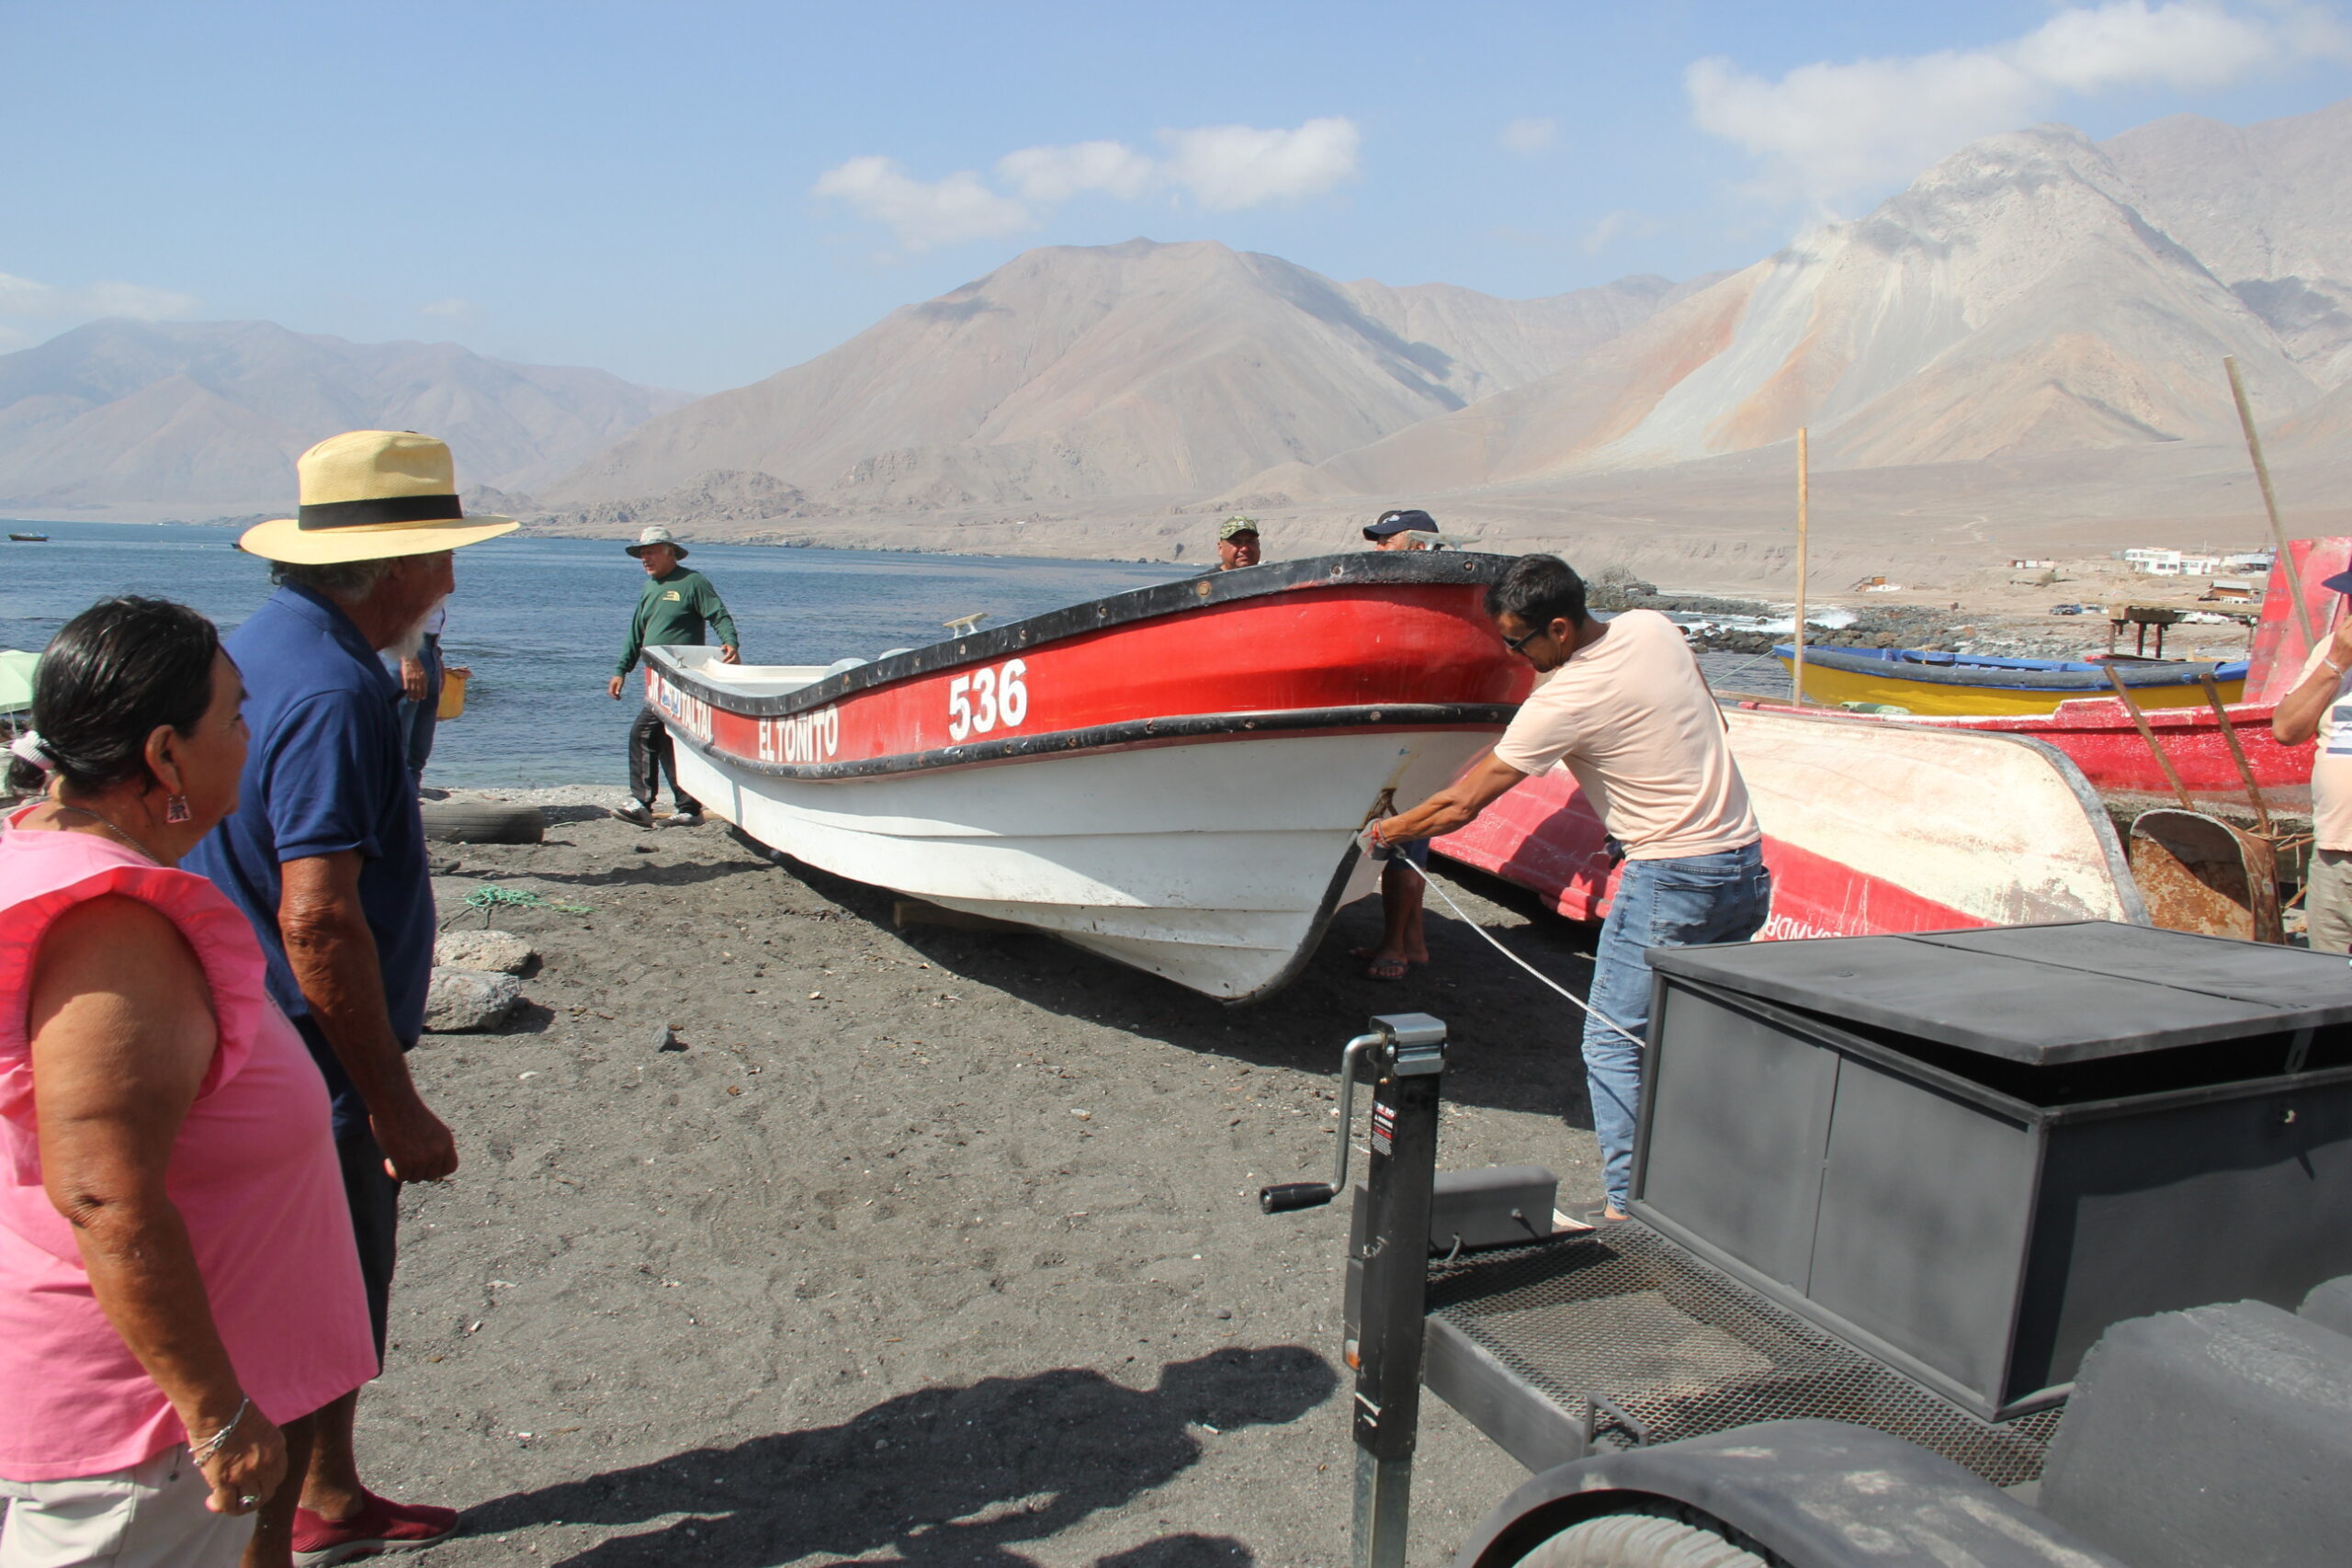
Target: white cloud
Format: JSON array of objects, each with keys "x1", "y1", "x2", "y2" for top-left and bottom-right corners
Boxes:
[
  {"x1": 418, "y1": 298, "x2": 480, "y2": 322},
  {"x1": 817, "y1": 118, "x2": 1363, "y2": 252},
  {"x1": 0, "y1": 272, "x2": 201, "y2": 322},
  {"x1": 1687, "y1": 2, "x2": 2346, "y2": 206},
  {"x1": 995, "y1": 140, "x2": 1155, "y2": 203},
  {"x1": 1161, "y1": 117, "x2": 1362, "y2": 209},
  {"x1": 811, "y1": 155, "x2": 1032, "y2": 252},
  {"x1": 1499, "y1": 116, "x2": 1558, "y2": 154}
]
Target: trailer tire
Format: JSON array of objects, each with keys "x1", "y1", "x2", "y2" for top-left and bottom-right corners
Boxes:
[
  {"x1": 1515, "y1": 1513, "x2": 1768, "y2": 1568},
  {"x1": 420, "y1": 802, "x2": 546, "y2": 845}
]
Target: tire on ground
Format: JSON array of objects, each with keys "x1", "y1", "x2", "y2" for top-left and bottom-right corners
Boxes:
[
  {"x1": 420, "y1": 801, "x2": 547, "y2": 845},
  {"x1": 1516, "y1": 1512, "x2": 1768, "y2": 1568}
]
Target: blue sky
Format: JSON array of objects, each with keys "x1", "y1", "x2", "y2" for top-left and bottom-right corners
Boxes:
[{"x1": 6, "y1": 2, "x2": 2351, "y2": 393}]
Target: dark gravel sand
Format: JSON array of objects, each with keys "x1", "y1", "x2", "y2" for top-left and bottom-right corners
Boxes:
[{"x1": 365, "y1": 804, "x2": 1608, "y2": 1565}]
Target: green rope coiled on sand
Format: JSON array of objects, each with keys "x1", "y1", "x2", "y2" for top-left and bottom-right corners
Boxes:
[{"x1": 450, "y1": 886, "x2": 595, "y2": 928}]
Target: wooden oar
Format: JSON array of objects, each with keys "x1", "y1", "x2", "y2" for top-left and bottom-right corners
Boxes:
[
  {"x1": 2197, "y1": 671, "x2": 2274, "y2": 836},
  {"x1": 2104, "y1": 665, "x2": 2196, "y2": 811},
  {"x1": 1792, "y1": 428, "x2": 1810, "y2": 706}
]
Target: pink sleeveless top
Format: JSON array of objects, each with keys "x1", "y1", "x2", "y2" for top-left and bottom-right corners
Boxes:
[{"x1": 0, "y1": 813, "x2": 378, "y2": 1481}]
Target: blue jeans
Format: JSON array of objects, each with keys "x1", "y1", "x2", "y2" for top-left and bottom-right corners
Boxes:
[
  {"x1": 1582, "y1": 840, "x2": 1771, "y2": 1209},
  {"x1": 397, "y1": 633, "x2": 443, "y2": 790}
]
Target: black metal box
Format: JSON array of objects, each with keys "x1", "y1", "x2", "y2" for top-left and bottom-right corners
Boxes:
[{"x1": 1634, "y1": 922, "x2": 2352, "y2": 1420}]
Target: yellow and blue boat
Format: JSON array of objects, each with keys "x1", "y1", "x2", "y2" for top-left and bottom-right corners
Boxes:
[{"x1": 1771, "y1": 645, "x2": 2247, "y2": 716}]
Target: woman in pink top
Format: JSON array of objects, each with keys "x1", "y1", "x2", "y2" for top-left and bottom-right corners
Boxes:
[{"x1": 0, "y1": 599, "x2": 377, "y2": 1568}]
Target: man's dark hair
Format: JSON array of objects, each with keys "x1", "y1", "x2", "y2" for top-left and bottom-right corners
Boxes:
[
  {"x1": 1485, "y1": 554, "x2": 1589, "y2": 629},
  {"x1": 9, "y1": 597, "x2": 222, "y2": 795}
]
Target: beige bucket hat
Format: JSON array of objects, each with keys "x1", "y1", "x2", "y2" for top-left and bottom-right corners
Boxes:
[
  {"x1": 239, "y1": 430, "x2": 520, "y2": 564},
  {"x1": 624, "y1": 525, "x2": 688, "y2": 558}
]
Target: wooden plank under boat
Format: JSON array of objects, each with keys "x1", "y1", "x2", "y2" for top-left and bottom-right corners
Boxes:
[
  {"x1": 1772, "y1": 643, "x2": 2246, "y2": 716},
  {"x1": 1435, "y1": 707, "x2": 2147, "y2": 939},
  {"x1": 640, "y1": 552, "x2": 1532, "y2": 999}
]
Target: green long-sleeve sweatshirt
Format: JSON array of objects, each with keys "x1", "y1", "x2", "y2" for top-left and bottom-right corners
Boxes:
[{"x1": 616, "y1": 568, "x2": 741, "y2": 675}]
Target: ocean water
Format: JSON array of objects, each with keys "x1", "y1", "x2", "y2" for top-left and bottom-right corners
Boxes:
[{"x1": 0, "y1": 521, "x2": 1187, "y2": 786}]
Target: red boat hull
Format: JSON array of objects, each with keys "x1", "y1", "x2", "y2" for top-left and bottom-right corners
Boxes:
[{"x1": 1437, "y1": 709, "x2": 2142, "y2": 937}]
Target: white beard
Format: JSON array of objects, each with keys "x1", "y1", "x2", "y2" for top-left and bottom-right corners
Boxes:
[{"x1": 388, "y1": 598, "x2": 446, "y2": 660}]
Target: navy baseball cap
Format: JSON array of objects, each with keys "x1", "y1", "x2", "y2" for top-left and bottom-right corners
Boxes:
[
  {"x1": 1364, "y1": 508, "x2": 1437, "y2": 540},
  {"x1": 2323, "y1": 569, "x2": 2352, "y2": 594}
]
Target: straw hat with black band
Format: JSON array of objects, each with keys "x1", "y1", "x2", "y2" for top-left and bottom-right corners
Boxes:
[{"x1": 239, "y1": 430, "x2": 520, "y2": 564}]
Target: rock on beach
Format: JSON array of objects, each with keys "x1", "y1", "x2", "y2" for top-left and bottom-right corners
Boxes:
[
  {"x1": 424, "y1": 966, "x2": 521, "y2": 1032},
  {"x1": 435, "y1": 929, "x2": 535, "y2": 975}
]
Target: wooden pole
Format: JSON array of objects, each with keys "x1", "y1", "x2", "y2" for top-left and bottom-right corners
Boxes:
[
  {"x1": 2224, "y1": 355, "x2": 2316, "y2": 646},
  {"x1": 2104, "y1": 666, "x2": 2196, "y2": 812},
  {"x1": 1792, "y1": 427, "x2": 1810, "y2": 707}
]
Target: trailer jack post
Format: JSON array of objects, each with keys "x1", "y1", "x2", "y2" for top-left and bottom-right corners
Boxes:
[{"x1": 1252, "y1": 1014, "x2": 1446, "y2": 1565}]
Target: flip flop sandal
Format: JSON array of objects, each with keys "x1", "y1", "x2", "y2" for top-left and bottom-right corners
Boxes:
[{"x1": 1363, "y1": 954, "x2": 1411, "y2": 982}]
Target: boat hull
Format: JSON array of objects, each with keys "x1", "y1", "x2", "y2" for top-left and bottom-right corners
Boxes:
[
  {"x1": 673, "y1": 726, "x2": 1495, "y2": 998},
  {"x1": 1774, "y1": 694, "x2": 2312, "y2": 796},
  {"x1": 1435, "y1": 708, "x2": 2145, "y2": 938},
  {"x1": 1775, "y1": 645, "x2": 2246, "y2": 716},
  {"x1": 643, "y1": 551, "x2": 1532, "y2": 999}
]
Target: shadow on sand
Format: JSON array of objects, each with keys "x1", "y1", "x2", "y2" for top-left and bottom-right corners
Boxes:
[
  {"x1": 765, "y1": 844, "x2": 1599, "y2": 1122},
  {"x1": 461, "y1": 1346, "x2": 1334, "y2": 1566}
]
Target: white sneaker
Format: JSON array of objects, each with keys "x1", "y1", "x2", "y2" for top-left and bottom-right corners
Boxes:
[
  {"x1": 615, "y1": 798, "x2": 653, "y2": 826},
  {"x1": 667, "y1": 809, "x2": 704, "y2": 828}
]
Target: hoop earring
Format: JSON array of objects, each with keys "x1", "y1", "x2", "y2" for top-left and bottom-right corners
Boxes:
[{"x1": 164, "y1": 795, "x2": 191, "y2": 824}]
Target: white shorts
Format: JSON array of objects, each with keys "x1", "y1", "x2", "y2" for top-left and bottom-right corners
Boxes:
[{"x1": 0, "y1": 1446, "x2": 252, "y2": 1568}]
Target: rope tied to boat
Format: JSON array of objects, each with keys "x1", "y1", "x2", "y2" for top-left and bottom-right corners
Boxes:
[
  {"x1": 447, "y1": 886, "x2": 595, "y2": 929},
  {"x1": 1385, "y1": 852, "x2": 1646, "y2": 1047}
]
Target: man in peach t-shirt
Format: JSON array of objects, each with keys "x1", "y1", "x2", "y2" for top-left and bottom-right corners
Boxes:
[
  {"x1": 1368, "y1": 554, "x2": 1771, "y2": 1222},
  {"x1": 2271, "y1": 569, "x2": 2352, "y2": 953}
]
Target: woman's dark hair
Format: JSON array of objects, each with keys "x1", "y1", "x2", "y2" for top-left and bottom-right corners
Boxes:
[
  {"x1": 8, "y1": 598, "x2": 223, "y2": 795},
  {"x1": 1485, "y1": 554, "x2": 1589, "y2": 629}
]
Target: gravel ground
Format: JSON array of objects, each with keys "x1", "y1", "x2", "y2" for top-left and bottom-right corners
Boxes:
[{"x1": 356, "y1": 794, "x2": 1610, "y2": 1566}]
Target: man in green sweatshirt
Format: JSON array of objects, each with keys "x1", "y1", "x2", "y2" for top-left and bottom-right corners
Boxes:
[{"x1": 607, "y1": 525, "x2": 741, "y2": 826}]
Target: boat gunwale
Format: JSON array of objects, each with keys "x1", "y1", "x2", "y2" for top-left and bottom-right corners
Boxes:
[
  {"x1": 672, "y1": 701, "x2": 1520, "y2": 782},
  {"x1": 1770, "y1": 642, "x2": 2247, "y2": 692},
  {"x1": 648, "y1": 550, "x2": 1520, "y2": 719}
]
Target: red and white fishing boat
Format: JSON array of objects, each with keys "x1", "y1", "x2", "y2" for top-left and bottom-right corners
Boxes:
[
  {"x1": 1437, "y1": 707, "x2": 2147, "y2": 939},
  {"x1": 640, "y1": 553, "x2": 1531, "y2": 999}
]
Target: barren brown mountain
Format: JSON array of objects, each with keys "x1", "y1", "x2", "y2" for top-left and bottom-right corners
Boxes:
[{"x1": 544, "y1": 239, "x2": 1701, "y2": 511}]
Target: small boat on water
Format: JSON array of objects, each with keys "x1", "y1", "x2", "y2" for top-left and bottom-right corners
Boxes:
[
  {"x1": 7, "y1": 533, "x2": 48, "y2": 543},
  {"x1": 1772, "y1": 643, "x2": 2247, "y2": 715},
  {"x1": 640, "y1": 552, "x2": 1531, "y2": 999}
]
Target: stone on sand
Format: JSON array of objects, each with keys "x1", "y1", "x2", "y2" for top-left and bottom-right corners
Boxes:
[
  {"x1": 436, "y1": 929, "x2": 534, "y2": 974},
  {"x1": 424, "y1": 967, "x2": 521, "y2": 1032}
]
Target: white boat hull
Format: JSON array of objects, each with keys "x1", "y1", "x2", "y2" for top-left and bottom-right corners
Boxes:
[{"x1": 669, "y1": 728, "x2": 1492, "y2": 999}]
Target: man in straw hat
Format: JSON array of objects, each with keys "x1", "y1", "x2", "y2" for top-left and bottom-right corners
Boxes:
[
  {"x1": 187, "y1": 429, "x2": 515, "y2": 1562},
  {"x1": 608, "y1": 525, "x2": 739, "y2": 828}
]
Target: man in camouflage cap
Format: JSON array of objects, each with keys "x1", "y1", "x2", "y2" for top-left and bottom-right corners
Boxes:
[{"x1": 1215, "y1": 515, "x2": 1262, "y2": 570}]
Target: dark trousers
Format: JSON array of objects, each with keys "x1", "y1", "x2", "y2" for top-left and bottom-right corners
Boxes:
[
  {"x1": 396, "y1": 633, "x2": 443, "y2": 790},
  {"x1": 629, "y1": 704, "x2": 700, "y2": 813},
  {"x1": 335, "y1": 1127, "x2": 401, "y2": 1365}
]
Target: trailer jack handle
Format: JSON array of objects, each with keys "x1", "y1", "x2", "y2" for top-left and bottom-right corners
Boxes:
[{"x1": 1259, "y1": 1032, "x2": 1384, "y2": 1213}]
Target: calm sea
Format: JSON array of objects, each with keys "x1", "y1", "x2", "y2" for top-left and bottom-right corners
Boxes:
[{"x1": 0, "y1": 521, "x2": 1188, "y2": 787}]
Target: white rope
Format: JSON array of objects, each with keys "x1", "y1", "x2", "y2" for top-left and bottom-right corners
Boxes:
[{"x1": 1385, "y1": 852, "x2": 1646, "y2": 1047}]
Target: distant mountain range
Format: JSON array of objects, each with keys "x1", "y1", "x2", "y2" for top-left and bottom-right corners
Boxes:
[
  {"x1": 542, "y1": 240, "x2": 1707, "y2": 512},
  {"x1": 0, "y1": 321, "x2": 690, "y2": 514},
  {"x1": 10, "y1": 96, "x2": 2352, "y2": 563}
]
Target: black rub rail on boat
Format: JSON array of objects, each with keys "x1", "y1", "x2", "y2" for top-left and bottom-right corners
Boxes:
[{"x1": 651, "y1": 549, "x2": 1521, "y2": 719}]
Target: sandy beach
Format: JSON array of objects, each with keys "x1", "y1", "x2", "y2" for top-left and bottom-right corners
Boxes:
[{"x1": 359, "y1": 790, "x2": 1607, "y2": 1565}]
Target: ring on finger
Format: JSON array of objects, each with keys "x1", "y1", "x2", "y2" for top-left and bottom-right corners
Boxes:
[{"x1": 239, "y1": 1495, "x2": 260, "y2": 1508}]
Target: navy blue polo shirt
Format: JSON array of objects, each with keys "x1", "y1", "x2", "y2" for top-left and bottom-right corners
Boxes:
[{"x1": 186, "y1": 583, "x2": 434, "y2": 1139}]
